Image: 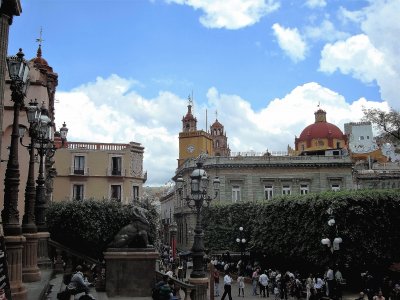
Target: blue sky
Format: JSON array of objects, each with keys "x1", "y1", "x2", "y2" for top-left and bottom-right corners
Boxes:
[{"x1": 8, "y1": 0, "x2": 399, "y2": 186}]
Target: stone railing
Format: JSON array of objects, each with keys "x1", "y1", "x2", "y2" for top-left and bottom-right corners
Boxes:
[
  {"x1": 154, "y1": 270, "x2": 207, "y2": 300},
  {"x1": 177, "y1": 154, "x2": 352, "y2": 174},
  {"x1": 47, "y1": 239, "x2": 106, "y2": 291},
  {"x1": 67, "y1": 142, "x2": 130, "y2": 151}
]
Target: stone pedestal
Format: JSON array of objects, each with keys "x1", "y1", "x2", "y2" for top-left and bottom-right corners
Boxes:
[
  {"x1": 5, "y1": 235, "x2": 27, "y2": 300},
  {"x1": 36, "y1": 232, "x2": 52, "y2": 268},
  {"x1": 22, "y1": 233, "x2": 41, "y2": 282},
  {"x1": 104, "y1": 247, "x2": 159, "y2": 298},
  {"x1": 188, "y1": 277, "x2": 208, "y2": 300}
]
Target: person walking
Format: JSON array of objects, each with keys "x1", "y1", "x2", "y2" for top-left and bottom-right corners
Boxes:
[
  {"x1": 253, "y1": 268, "x2": 260, "y2": 296},
  {"x1": 221, "y1": 271, "x2": 233, "y2": 300},
  {"x1": 237, "y1": 273, "x2": 245, "y2": 297},
  {"x1": 259, "y1": 270, "x2": 270, "y2": 297},
  {"x1": 214, "y1": 268, "x2": 221, "y2": 297}
]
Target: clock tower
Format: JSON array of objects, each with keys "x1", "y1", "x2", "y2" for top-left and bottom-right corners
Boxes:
[{"x1": 178, "y1": 97, "x2": 213, "y2": 167}]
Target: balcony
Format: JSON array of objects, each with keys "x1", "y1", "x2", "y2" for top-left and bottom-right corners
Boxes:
[{"x1": 69, "y1": 167, "x2": 89, "y2": 176}]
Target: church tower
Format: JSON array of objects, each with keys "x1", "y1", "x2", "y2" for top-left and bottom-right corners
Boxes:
[
  {"x1": 182, "y1": 98, "x2": 197, "y2": 132},
  {"x1": 178, "y1": 96, "x2": 213, "y2": 167},
  {"x1": 210, "y1": 112, "x2": 230, "y2": 157}
]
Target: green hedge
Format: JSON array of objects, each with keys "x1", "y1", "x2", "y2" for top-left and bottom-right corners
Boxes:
[
  {"x1": 203, "y1": 189, "x2": 400, "y2": 272},
  {"x1": 46, "y1": 199, "x2": 160, "y2": 260}
]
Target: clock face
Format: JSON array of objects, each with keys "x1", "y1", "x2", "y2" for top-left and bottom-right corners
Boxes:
[{"x1": 187, "y1": 145, "x2": 195, "y2": 153}]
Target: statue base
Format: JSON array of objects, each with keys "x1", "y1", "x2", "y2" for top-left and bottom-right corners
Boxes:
[{"x1": 104, "y1": 247, "x2": 159, "y2": 297}]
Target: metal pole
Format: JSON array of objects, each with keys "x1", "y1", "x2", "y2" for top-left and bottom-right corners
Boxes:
[
  {"x1": 191, "y1": 202, "x2": 206, "y2": 278},
  {"x1": 35, "y1": 147, "x2": 47, "y2": 232},
  {"x1": 1, "y1": 85, "x2": 23, "y2": 236},
  {"x1": 22, "y1": 141, "x2": 37, "y2": 233}
]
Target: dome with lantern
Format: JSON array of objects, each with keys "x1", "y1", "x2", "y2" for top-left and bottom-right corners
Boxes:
[{"x1": 295, "y1": 109, "x2": 348, "y2": 155}]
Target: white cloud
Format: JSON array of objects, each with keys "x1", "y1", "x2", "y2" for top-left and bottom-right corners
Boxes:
[
  {"x1": 305, "y1": 0, "x2": 326, "y2": 9},
  {"x1": 166, "y1": 0, "x2": 280, "y2": 29},
  {"x1": 326, "y1": 0, "x2": 400, "y2": 109},
  {"x1": 304, "y1": 19, "x2": 349, "y2": 42},
  {"x1": 55, "y1": 75, "x2": 387, "y2": 186},
  {"x1": 272, "y1": 23, "x2": 307, "y2": 62},
  {"x1": 337, "y1": 6, "x2": 364, "y2": 25},
  {"x1": 319, "y1": 34, "x2": 400, "y2": 109}
]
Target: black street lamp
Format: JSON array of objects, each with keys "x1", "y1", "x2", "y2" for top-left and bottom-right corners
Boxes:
[
  {"x1": 176, "y1": 157, "x2": 220, "y2": 279},
  {"x1": 236, "y1": 226, "x2": 247, "y2": 261},
  {"x1": 22, "y1": 100, "x2": 67, "y2": 232},
  {"x1": 321, "y1": 207, "x2": 342, "y2": 263},
  {"x1": 2, "y1": 48, "x2": 30, "y2": 236},
  {"x1": 19, "y1": 99, "x2": 68, "y2": 233}
]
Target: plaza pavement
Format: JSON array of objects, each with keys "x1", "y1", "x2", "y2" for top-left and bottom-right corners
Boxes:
[{"x1": 43, "y1": 272, "x2": 358, "y2": 300}]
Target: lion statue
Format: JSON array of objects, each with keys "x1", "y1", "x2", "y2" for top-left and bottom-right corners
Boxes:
[{"x1": 108, "y1": 206, "x2": 151, "y2": 248}]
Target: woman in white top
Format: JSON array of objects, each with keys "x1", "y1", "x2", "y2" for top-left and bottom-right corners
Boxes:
[{"x1": 237, "y1": 273, "x2": 245, "y2": 297}]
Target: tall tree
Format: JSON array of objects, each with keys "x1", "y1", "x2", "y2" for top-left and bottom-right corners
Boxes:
[{"x1": 362, "y1": 107, "x2": 400, "y2": 143}]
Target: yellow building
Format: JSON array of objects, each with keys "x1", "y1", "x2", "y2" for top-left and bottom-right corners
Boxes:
[
  {"x1": 53, "y1": 141, "x2": 146, "y2": 204},
  {"x1": 178, "y1": 100, "x2": 213, "y2": 167}
]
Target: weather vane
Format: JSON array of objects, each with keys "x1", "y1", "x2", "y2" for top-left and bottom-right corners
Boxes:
[{"x1": 36, "y1": 27, "x2": 44, "y2": 46}]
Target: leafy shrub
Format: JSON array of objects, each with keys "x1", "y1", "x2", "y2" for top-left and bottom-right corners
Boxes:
[
  {"x1": 203, "y1": 189, "x2": 400, "y2": 272},
  {"x1": 46, "y1": 199, "x2": 160, "y2": 259}
]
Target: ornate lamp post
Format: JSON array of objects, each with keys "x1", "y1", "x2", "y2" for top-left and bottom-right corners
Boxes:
[
  {"x1": 1, "y1": 48, "x2": 30, "y2": 300},
  {"x1": 176, "y1": 157, "x2": 220, "y2": 279},
  {"x1": 19, "y1": 99, "x2": 68, "y2": 232},
  {"x1": 2, "y1": 48, "x2": 30, "y2": 236},
  {"x1": 22, "y1": 100, "x2": 67, "y2": 232},
  {"x1": 236, "y1": 226, "x2": 246, "y2": 262},
  {"x1": 321, "y1": 207, "x2": 342, "y2": 257}
]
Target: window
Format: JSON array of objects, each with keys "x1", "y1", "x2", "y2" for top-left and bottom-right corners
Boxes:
[
  {"x1": 331, "y1": 184, "x2": 341, "y2": 191},
  {"x1": 300, "y1": 184, "x2": 309, "y2": 195},
  {"x1": 282, "y1": 185, "x2": 291, "y2": 195},
  {"x1": 132, "y1": 186, "x2": 139, "y2": 201},
  {"x1": 111, "y1": 185, "x2": 122, "y2": 201},
  {"x1": 216, "y1": 140, "x2": 219, "y2": 147},
  {"x1": 359, "y1": 136, "x2": 364, "y2": 140},
  {"x1": 264, "y1": 185, "x2": 274, "y2": 200},
  {"x1": 111, "y1": 157, "x2": 122, "y2": 175},
  {"x1": 301, "y1": 144, "x2": 305, "y2": 151},
  {"x1": 74, "y1": 156, "x2": 85, "y2": 175},
  {"x1": 336, "y1": 142, "x2": 341, "y2": 148},
  {"x1": 73, "y1": 184, "x2": 84, "y2": 201},
  {"x1": 232, "y1": 185, "x2": 241, "y2": 202}
]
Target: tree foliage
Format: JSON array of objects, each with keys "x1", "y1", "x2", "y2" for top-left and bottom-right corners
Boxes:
[
  {"x1": 362, "y1": 107, "x2": 400, "y2": 143},
  {"x1": 46, "y1": 199, "x2": 160, "y2": 259},
  {"x1": 202, "y1": 190, "x2": 400, "y2": 273}
]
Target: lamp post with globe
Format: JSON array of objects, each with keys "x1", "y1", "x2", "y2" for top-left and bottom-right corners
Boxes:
[
  {"x1": 176, "y1": 156, "x2": 220, "y2": 279},
  {"x1": 236, "y1": 226, "x2": 247, "y2": 262},
  {"x1": 321, "y1": 207, "x2": 342, "y2": 263}
]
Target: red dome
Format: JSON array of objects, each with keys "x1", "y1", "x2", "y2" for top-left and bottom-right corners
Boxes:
[{"x1": 299, "y1": 122, "x2": 344, "y2": 140}]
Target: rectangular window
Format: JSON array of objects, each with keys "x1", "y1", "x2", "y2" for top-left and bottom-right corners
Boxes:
[
  {"x1": 300, "y1": 184, "x2": 309, "y2": 195},
  {"x1": 111, "y1": 185, "x2": 122, "y2": 201},
  {"x1": 74, "y1": 156, "x2": 85, "y2": 175},
  {"x1": 282, "y1": 185, "x2": 291, "y2": 195},
  {"x1": 359, "y1": 136, "x2": 364, "y2": 140},
  {"x1": 232, "y1": 185, "x2": 241, "y2": 202},
  {"x1": 132, "y1": 186, "x2": 139, "y2": 201},
  {"x1": 111, "y1": 157, "x2": 122, "y2": 175},
  {"x1": 264, "y1": 185, "x2": 274, "y2": 200},
  {"x1": 331, "y1": 184, "x2": 341, "y2": 191},
  {"x1": 73, "y1": 184, "x2": 84, "y2": 201}
]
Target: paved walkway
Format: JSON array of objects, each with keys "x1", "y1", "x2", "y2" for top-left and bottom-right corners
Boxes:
[{"x1": 41, "y1": 270, "x2": 358, "y2": 300}]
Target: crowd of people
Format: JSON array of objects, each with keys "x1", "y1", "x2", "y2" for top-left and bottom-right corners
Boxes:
[{"x1": 155, "y1": 247, "x2": 400, "y2": 300}]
